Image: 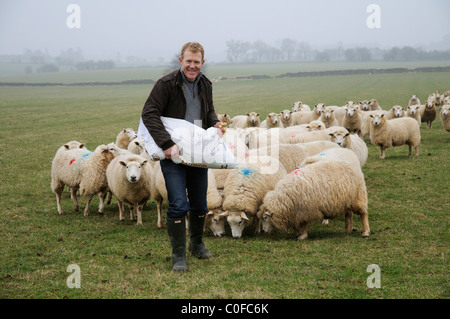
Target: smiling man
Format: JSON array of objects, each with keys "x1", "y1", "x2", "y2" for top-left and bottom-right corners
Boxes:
[{"x1": 141, "y1": 42, "x2": 225, "y2": 272}]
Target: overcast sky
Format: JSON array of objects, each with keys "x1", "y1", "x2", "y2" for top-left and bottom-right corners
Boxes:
[{"x1": 1, "y1": 0, "x2": 449, "y2": 62}]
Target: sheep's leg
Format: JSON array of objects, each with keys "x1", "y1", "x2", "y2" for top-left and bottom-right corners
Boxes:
[
  {"x1": 345, "y1": 211, "x2": 353, "y2": 233},
  {"x1": 136, "y1": 204, "x2": 143, "y2": 226},
  {"x1": 156, "y1": 199, "x2": 164, "y2": 228},
  {"x1": 129, "y1": 204, "x2": 136, "y2": 220},
  {"x1": 106, "y1": 191, "x2": 113, "y2": 205},
  {"x1": 118, "y1": 200, "x2": 125, "y2": 221},
  {"x1": 359, "y1": 210, "x2": 370, "y2": 238},
  {"x1": 415, "y1": 146, "x2": 419, "y2": 157},
  {"x1": 322, "y1": 219, "x2": 329, "y2": 225},
  {"x1": 379, "y1": 147, "x2": 386, "y2": 159},
  {"x1": 97, "y1": 191, "x2": 106, "y2": 215},
  {"x1": 408, "y1": 144, "x2": 412, "y2": 157},
  {"x1": 83, "y1": 195, "x2": 94, "y2": 216},
  {"x1": 296, "y1": 222, "x2": 310, "y2": 240},
  {"x1": 70, "y1": 187, "x2": 79, "y2": 212},
  {"x1": 55, "y1": 190, "x2": 64, "y2": 215}
]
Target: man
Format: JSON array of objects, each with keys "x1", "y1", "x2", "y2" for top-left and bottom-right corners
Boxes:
[{"x1": 141, "y1": 42, "x2": 225, "y2": 272}]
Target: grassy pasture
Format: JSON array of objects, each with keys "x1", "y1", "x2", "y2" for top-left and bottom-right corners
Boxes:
[{"x1": 0, "y1": 66, "x2": 449, "y2": 299}]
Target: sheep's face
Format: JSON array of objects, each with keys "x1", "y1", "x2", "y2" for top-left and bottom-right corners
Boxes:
[
  {"x1": 119, "y1": 160, "x2": 147, "y2": 183},
  {"x1": 261, "y1": 211, "x2": 273, "y2": 234},
  {"x1": 426, "y1": 101, "x2": 435, "y2": 109},
  {"x1": 369, "y1": 99, "x2": 378, "y2": 109},
  {"x1": 206, "y1": 210, "x2": 226, "y2": 237},
  {"x1": 407, "y1": 105, "x2": 419, "y2": 115},
  {"x1": 370, "y1": 113, "x2": 384, "y2": 126},
  {"x1": 359, "y1": 100, "x2": 370, "y2": 111},
  {"x1": 292, "y1": 102, "x2": 302, "y2": 112},
  {"x1": 268, "y1": 113, "x2": 280, "y2": 125},
  {"x1": 307, "y1": 121, "x2": 324, "y2": 131},
  {"x1": 128, "y1": 138, "x2": 145, "y2": 155},
  {"x1": 441, "y1": 106, "x2": 450, "y2": 117},
  {"x1": 393, "y1": 106, "x2": 404, "y2": 118},
  {"x1": 346, "y1": 106, "x2": 356, "y2": 117},
  {"x1": 329, "y1": 132, "x2": 349, "y2": 147},
  {"x1": 280, "y1": 110, "x2": 292, "y2": 121},
  {"x1": 107, "y1": 143, "x2": 122, "y2": 158},
  {"x1": 225, "y1": 211, "x2": 249, "y2": 239},
  {"x1": 314, "y1": 103, "x2": 325, "y2": 115},
  {"x1": 64, "y1": 141, "x2": 86, "y2": 150},
  {"x1": 247, "y1": 112, "x2": 260, "y2": 124},
  {"x1": 322, "y1": 109, "x2": 334, "y2": 119},
  {"x1": 122, "y1": 128, "x2": 137, "y2": 141}
]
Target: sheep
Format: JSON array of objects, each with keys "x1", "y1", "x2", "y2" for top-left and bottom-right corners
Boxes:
[
  {"x1": 326, "y1": 105, "x2": 346, "y2": 124},
  {"x1": 419, "y1": 99, "x2": 437, "y2": 129},
  {"x1": 319, "y1": 107, "x2": 338, "y2": 128},
  {"x1": 408, "y1": 95, "x2": 421, "y2": 106},
  {"x1": 328, "y1": 127, "x2": 368, "y2": 167},
  {"x1": 260, "y1": 112, "x2": 284, "y2": 129},
  {"x1": 440, "y1": 105, "x2": 450, "y2": 132},
  {"x1": 358, "y1": 100, "x2": 371, "y2": 111},
  {"x1": 342, "y1": 105, "x2": 363, "y2": 135},
  {"x1": 292, "y1": 101, "x2": 311, "y2": 112},
  {"x1": 230, "y1": 112, "x2": 260, "y2": 129},
  {"x1": 385, "y1": 105, "x2": 405, "y2": 120},
  {"x1": 283, "y1": 129, "x2": 332, "y2": 144},
  {"x1": 368, "y1": 99, "x2": 382, "y2": 111},
  {"x1": 59, "y1": 140, "x2": 87, "y2": 151},
  {"x1": 257, "y1": 160, "x2": 370, "y2": 240},
  {"x1": 359, "y1": 110, "x2": 388, "y2": 140},
  {"x1": 369, "y1": 111, "x2": 421, "y2": 159},
  {"x1": 204, "y1": 170, "x2": 226, "y2": 237},
  {"x1": 222, "y1": 128, "x2": 249, "y2": 162},
  {"x1": 248, "y1": 144, "x2": 307, "y2": 173},
  {"x1": 217, "y1": 113, "x2": 232, "y2": 127},
  {"x1": 78, "y1": 145, "x2": 116, "y2": 216},
  {"x1": 221, "y1": 155, "x2": 287, "y2": 238},
  {"x1": 51, "y1": 144, "x2": 114, "y2": 216},
  {"x1": 300, "y1": 147, "x2": 361, "y2": 169},
  {"x1": 406, "y1": 105, "x2": 421, "y2": 126},
  {"x1": 115, "y1": 128, "x2": 137, "y2": 149},
  {"x1": 296, "y1": 140, "x2": 340, "y2": 157},
  {"x1": 291, "y1": 103, "x2": 324, "y2": 125},
  {"x1": 280, "y1": 110, "x2": 293, "y2": 127},
  {"x1": 106, "y1": 153, "x2": 152, "y2": 225}
]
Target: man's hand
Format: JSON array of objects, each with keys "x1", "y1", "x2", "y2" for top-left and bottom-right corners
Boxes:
[
  {"x1": 164, "y1": 144, "x2": 179, "y2": 161},
  {"x1": 214, "y1": 122, "x2": 227, "y2": 137}
]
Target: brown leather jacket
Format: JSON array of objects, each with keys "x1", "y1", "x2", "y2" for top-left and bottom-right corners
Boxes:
[{"x1": 141, "y1": 69, "x2": 219, "y2": 151}]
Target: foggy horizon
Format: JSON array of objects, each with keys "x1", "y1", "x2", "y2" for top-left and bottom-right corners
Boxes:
[{"x1": 1, "y1": 0, "x2": 450, "y2": 64}]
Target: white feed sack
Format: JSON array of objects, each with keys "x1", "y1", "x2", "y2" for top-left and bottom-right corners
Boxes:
[{"x1": 138, "y1": 117, "x2": 238, "y2": 169}]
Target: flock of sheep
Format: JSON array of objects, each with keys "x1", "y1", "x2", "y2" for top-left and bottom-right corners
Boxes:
[{"x1": 50, "y1": 90, "x2": 449, "y2": 240}]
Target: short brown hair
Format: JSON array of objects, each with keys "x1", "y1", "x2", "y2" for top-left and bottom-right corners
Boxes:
[{"x1": 181, "y1": 42, "x2": 205, "y2": 60}]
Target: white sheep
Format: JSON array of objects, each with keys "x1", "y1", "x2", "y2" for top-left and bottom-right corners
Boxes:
[
  {"x1": 369, "y1": 111, "x2": 421, "y2": 159},
  {"x1": 257, "y1": 160, "x2": 370, "y2": 240},
  {"x1": 283, "y1": 129, "x2": 332, "y2": 144},
  {"x1": 319, "y1": 107, "x2": 339, "y2": 128},
  {"x1": 115, "y1": 128, "x2": 137, "y2": 149},
  {"x1": 248, "y1": 144, "x2": 307, "y2": 173},
  {"x1": 440, "y1": 105, "x2": 450, "y2": 132},
  {"x1": 280, "y1": 110, "x2": 293, "y2": 127},
  {"x1": 368, "y1": 99, "x2": 382, "y2": 111},
  {"x1": 342, "y1": 105, "x2": 363, "y2": 135},
  {"x1": 408, "y1": 95, "x2": 421, "y2": 106},
  {"x1": 300, "y1": 147, "x2": 361, "y2": 169},
  {"x1": 51, "y1": 144, "x2": 114, "y2": 216},
  {"x1": 221, "y1": 155, "x2": 287, "y2": 238},
  {"x1": 106, "y1": 153, "x2": 152, "y2": 225},
  {"x1": 359, "y1": 110, "x2": 388, "y2": 140},
  {"x1": 296, "y1": 140, "x2": 340, "y2": 157},
  {"x1": 204, "y1": 170, "x2": 226, "y2": 237},
  {"x1": 358, "y1": 100, "x2": 371, "y2": 111},
  {"x1": 292, "y1": 101, "x2": 311, "y2": 112},
  {"x1": 230, "y1": 112, "x2": 260, "y2": 128},
  {"x1": 260, "y1": 112, "x2": 284, "y2": 129},
  {"x1": 217, "y1": 113, "x2": 232, "y2": 127},
  {"x1": 406, "y1": 105, "x2": 421, "y2": 126},
  {"x1": 385, "y1": 105, "x2": 405, "y2": 120},
  {"x1": 328, "y1": 127, "x2": 368, "y2": 167},
  {"x1": 291, "y1": 103, "x2": 324, "y2": 125}
]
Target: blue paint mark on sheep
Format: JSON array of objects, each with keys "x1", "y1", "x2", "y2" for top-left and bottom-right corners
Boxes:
[
  {"x1": 319, "y1": 152, "x2": 327, "y2": 156},
  {"x1": 241, "y1": 168, "x2": 253, "y2": 176},
  {"x1": 82, "y1": 152, "x2": 93, "y2": 158}
]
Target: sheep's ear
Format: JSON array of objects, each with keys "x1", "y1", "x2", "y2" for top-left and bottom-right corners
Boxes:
[
  {"x1": 219, "y1": 211, "x2": 227, "y2": 217},
  {"x1": 256, "y1": 113, "x2": 260, "y2": 117},
  {"x1": 369, "y1": 115, "x2": 374, "y2": 118},
  {"x1": 380, "y1": 114, "x2": 384, "y2": 118},
  {"x1": 79, "y1": 143, "x2": 85, "y2": 149},
  {"x1": 207, "y1": 210, "x2": 214, "y2": 216},
  {"x1": 240, "y1": 212, "x2": 249, "y2": 220},
  {"x1": 141, "y1": 160, "x2": 147, "y2": 166},
  {"x1": 329, "y1": 133, "x2": 335, "y2": 137},
  {"x1": 64, "y1": 144, "x2": 70, "y2": 150},
  {"x1": 246, "y1": 113, "x2": 250, "y2": 116},
  {"x1": 102, "y1": 148, "x2": 109, "y2": 153},
  {"x1": 119, "y1": 161, "x2": 126, "y2": 166},
  {"x1": 345, "y1": 132, "x2": 350, "y2": 137},
  {"x1": 306, "y1": 125, "x2": 310, "y2": 129}
]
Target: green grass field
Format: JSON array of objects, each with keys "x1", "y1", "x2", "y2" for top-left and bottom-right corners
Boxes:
[{"x1": 0, "y1": 63, "x2": 449, "y2": 299}]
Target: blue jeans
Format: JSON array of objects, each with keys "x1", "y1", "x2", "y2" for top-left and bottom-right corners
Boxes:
[{"x1": 160, "y1": 159, "x2": 208, "y2": 219}]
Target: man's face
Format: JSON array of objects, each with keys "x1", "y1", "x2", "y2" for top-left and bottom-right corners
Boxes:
[{"x1": 179, "y1": 50, "x2": 204, "y2": 82}]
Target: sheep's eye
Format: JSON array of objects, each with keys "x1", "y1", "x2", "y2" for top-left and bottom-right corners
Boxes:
[{"x1": 238, "y1": 221, "x2": 242, "y2": 226}]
